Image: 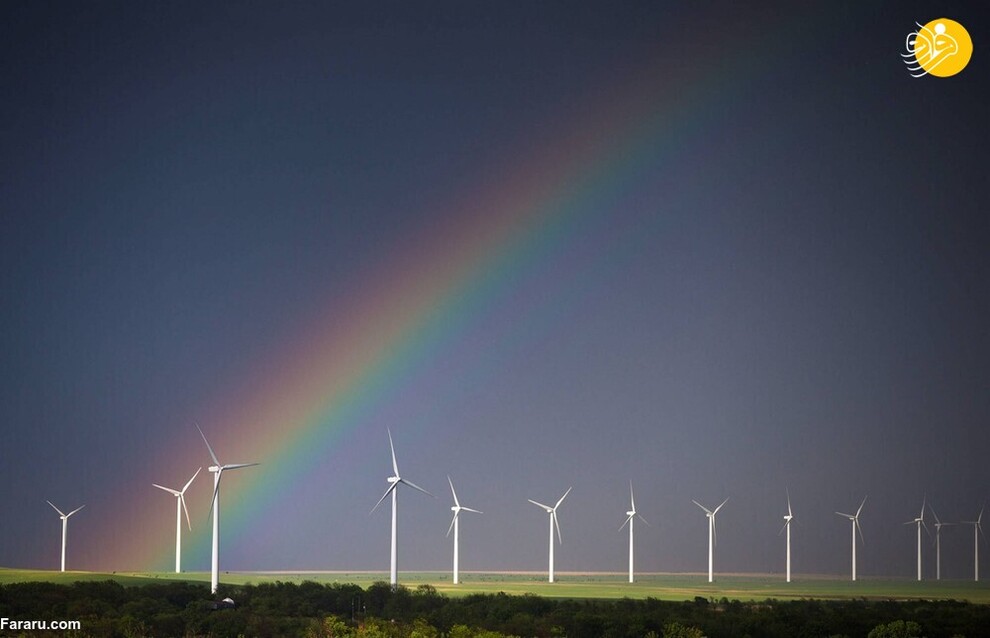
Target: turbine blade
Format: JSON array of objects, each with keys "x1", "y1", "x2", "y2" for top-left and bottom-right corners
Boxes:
[
  {"x1": 153, "y1": 483, "x2": 181, "y2": 496},
  {"x1": 636, "y1": 513, "x2": 650, "y2": 527},
  {"x1": 836, "y1": 511, "x2": 853, "y2": 518},
  {"x1": 712, "y1": 516, "x2": 718, "y2": 547},
  {"x1": 528, "y1": 499, "x2": 553, "y2": 512},
  {"x1": 713, "y1": 497, "x2": 729, "y2": 515},
  {"x1": 399, "y1": 478, "x2": 435, "y2": 498},
  {"x1": 446, "y1": 512, "x2": 458, "y2": 538},
  {"x1": 387, "y1": 428, "x2": 399, "y2": 477},
  {"x1": 222, "y1": 462, "x2": 259, "y2": 471},
  {"x1": 66, "y1": 505, "x2": 85, "y2": 517},
  {"x1": 693, "y1": 500, "x2": 712, "y2": 515},
  {"x1": 182, "y1": 467, "x2": 202, "y2": 494},
  {"x1": 778, "y1": 520, "x2": 789, "y2": 536},
  {"x1": 180, "y1": 494, "x2": 192, "y2": 531},
  {"x1": 929, "y1": 504, "x2": 941, "y2": 525},
  {"x1": 461, "y1": 507, "x2": 483, "y2": 514},
  {"x1": 856, "y1": 495, "x2": 868, "y2": 517},
  {"x1": 629, "y1": 481, "x2": 635, "y2": 511},
  {"x1": 553, "y1": 511, "x2": 562, "y2": 544},
  {"x1": 47, "y1": 501, "x2": 65, "y2": 517},
  {"x1": 619, "y1": 514, "x2": 632, "y2": 531},
  {"x1": 196, "y1": 423, "x2": 221, "y2": 467},
  {"x1": 448, "y1": 475, "x2": 460, "y2": 507},
  {"x1": 786, "y1": 488, "x2": 792, "y2": 517},
  {"x1": 856, "y1": 519, "x2": 865, "y2": 546},
  {"x1": 208, "y1": 471, "x2": 222, "y2": 518},
  {"x1": 371, "y1": 482, "x2": 398, "y2": 514},
  {"x1": 554, "y1": 486, "x2": 572, "y2": 510}
]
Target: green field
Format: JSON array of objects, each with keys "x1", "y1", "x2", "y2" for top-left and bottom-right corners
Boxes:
[{"x1": 3, "y1": 568, "x2": 989, "y2": 603}]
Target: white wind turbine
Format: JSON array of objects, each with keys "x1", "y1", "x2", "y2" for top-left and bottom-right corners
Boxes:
[
  {"x1": 779, "y1": 490, "x2": 795, "y2": 583},
  {"x1": 692, "y1": 497, "x2": 728, "y2": 583},
  {"x1": 528, "y1": 487, "x2": 572, "y2": 583},
  {"x1": 929, "y1": 504, "x2": 953, "y2": 581},
  {"x1": 153, "y1": 467, "x2": 201, "y2": 573},
  {"x1": 197, "y1": 424, "x2": 258, "y2": 594},
  {"x1": 446, "y1": 475, "x2": 482, "y2": 585},
  {"x1": 47, "y1": 501, "x2": 84, "y2": 572},
  {"x1": 619, "y1": 481, "x2": 649, "y2": 583},
  {"x1": 902, "y1": 497, "x2": 929, "y2": 581},
  {"x1": 962, "y1": 505, "x2": 985, "y2": 582},
  {"x1": 370, "y1": 428, "x2": 434, "y2": 588},
  {"x1": 835, "y1": 496, "x2": 867, "y2": 582}
]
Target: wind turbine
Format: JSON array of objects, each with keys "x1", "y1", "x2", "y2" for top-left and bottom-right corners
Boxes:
[
  {"x1": 929, "y1": 504, "x2": 953, "y2": 581},
  {"x1": 446, "y1": 475, "x2": 482, "y2": 585},
  {"x1": 962, "y1": 505, "x2": 985, "y2": 582},
  {"x1": 370, "y1": 428, "x2": 434, "y2": 588},
  {"x1": 528, "y1": 487, "x2": 572, "y2": 583},
  {"x1": 197, "y1": 424, "x2": 258, "y2": 594},
  {"x1": 779, "y1": 490, "x2": 795, "y2": 583},
  {"x1": 835, "y1": 496, "x2": 867, "y2": 581},
  {"x1": 619, "y1": 481, "x2": 649, "y2": 583},
  {"x1": 902, "y1": 497, "x2": 928, "y2": 581},
  {"x1": 692, "y1": 497, "x2": 728, "y2": 583},
  {"x1": 153, "y1": 467, "x2": 201, "y2": 573},
  {"x1": 47, "y1": 501, "x2": 84, "y2": 572}
]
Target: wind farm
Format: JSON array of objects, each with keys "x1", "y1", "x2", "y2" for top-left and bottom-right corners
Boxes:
[{"x1": 2, "y1": 3, "x2": 988, "y2": 637}]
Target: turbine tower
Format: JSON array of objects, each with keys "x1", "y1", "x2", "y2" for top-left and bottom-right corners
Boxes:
[
  {"x1": 835, "y1": 496, "x2": 867, "y2": 582},
  {"x1": 962, "y1": 505, "x2": 985, "y2": 582},
  {"x1": 153, "y1": 467, "x2": 201, "y2": 573},
  {"x1": 528, "y1": 487, "x2": 572, "y2": 583},
  {"x1": 46, "y1": 501, "x2": 84, "y2": 572},
  {"x1": 370, "y1": 428, "x2": 434, "y2": 588},
  {"x1": 197, "y1": 424, "x2": 258, "y2": 594},
  {"x1": 446, "y1": 475, "x2": 482, "y2": 585},
  {"x1": 619, "y1": 481, "x2": 649, "y2": 583},
  {"x1": 779, "y1": 490, "x2": 795, "y2": 583},
  {"x1": 930, "y1": 504, "x2": 953, "y2": 581},
  {"x1": 902, "y1": 497, "x2": 928, "y2": 581},
  {"x1": 692, "y1": 497, "x2": 728, "y2": 583}
]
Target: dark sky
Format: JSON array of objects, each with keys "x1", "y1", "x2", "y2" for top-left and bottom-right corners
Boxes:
[{"x1": 1, "y1": 1, "x2": 988, "y2": 580}]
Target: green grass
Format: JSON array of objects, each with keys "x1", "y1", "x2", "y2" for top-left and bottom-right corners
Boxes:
[{"x1": 2, "y1": 568, "x2": 989, "y2": 603}]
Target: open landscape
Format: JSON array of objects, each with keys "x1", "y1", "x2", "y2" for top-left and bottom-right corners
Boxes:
[
  {"x1": 4, "y1": 568, "x2": 990, "y2": 637},
  {"x1": 4, "y1": 568, "x2": 990, "y2": 603}
]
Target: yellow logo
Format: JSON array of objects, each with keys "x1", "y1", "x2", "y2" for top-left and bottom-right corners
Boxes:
[{"x1": 902, "y1": 18, "x2": 972, "y2": 77}]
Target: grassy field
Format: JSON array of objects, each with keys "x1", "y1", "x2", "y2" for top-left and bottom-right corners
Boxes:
[{"x1": 3, "y1": 568, "x2": 990, "y2": 603}]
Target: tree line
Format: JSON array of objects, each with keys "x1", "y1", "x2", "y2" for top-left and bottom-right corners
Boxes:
[{"x1": 1, "y1": 579, "x2": 987, "y2": 637}]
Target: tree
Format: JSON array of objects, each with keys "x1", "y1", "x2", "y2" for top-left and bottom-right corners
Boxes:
[
  {"x1": 663, "y1": 621, "x2": 705, "y2": 638},
  {"x1": 867, "y1": 620, "x2": 923, "y2": 638}
]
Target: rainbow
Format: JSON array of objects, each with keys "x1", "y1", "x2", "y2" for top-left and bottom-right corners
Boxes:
[{"x1": 105, "y1": 10, "x2": 810, "y2": 570}]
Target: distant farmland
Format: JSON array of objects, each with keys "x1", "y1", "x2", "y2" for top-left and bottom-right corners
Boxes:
[{"x1": 3, "y1": 568, "x2": 989, "y2": 603}]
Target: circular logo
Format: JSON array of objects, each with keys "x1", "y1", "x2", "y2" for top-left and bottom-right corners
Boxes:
[{"x1": 912, "y1": 18, "x2": 973, "y2": 77}]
